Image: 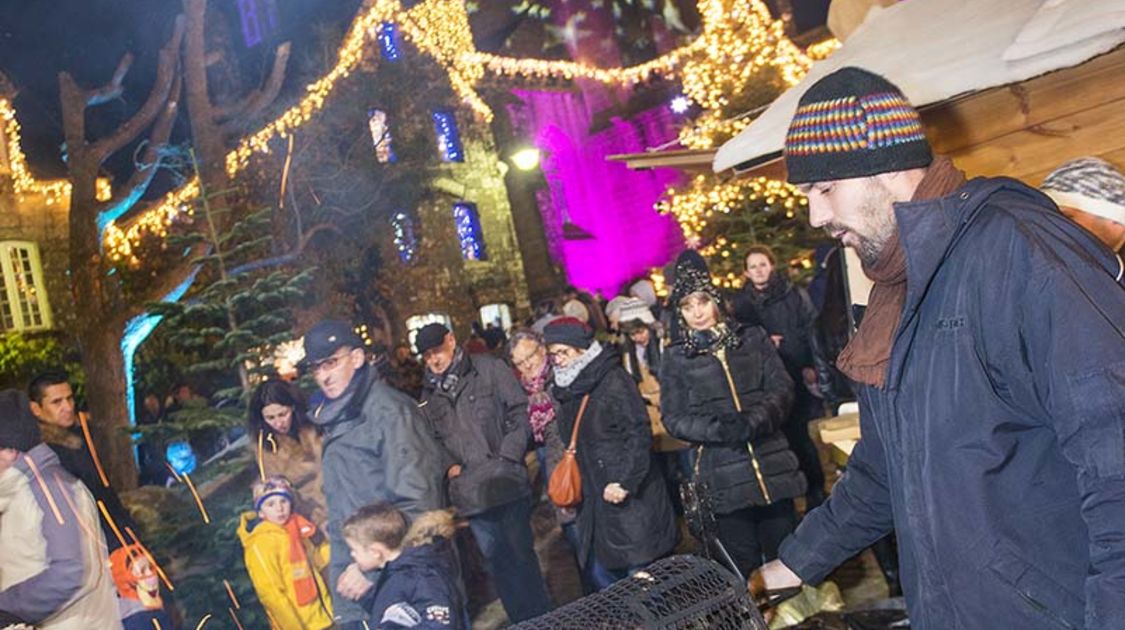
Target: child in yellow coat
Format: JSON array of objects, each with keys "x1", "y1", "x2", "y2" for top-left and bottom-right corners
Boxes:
[{"x1": 238, "y1": 476, "x2": 333, "y2": 629}]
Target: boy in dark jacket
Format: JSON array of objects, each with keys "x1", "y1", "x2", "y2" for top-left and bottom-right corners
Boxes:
[{"x1": 343, "y1": 504, "x2": 465, "y2": 629}]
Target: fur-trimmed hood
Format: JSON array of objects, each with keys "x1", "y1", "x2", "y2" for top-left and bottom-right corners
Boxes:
[{"x1": 403, "y1": 510, "x2": 455, "y2": 548}]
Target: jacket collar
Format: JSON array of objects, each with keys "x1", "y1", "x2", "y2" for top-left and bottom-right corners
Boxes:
[{"x1": 884, "y1": 177, "x2": 1046, "y2": 388}]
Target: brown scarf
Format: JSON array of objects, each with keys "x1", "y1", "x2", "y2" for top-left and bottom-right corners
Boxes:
[{"x1": 837, "y1": 156, "x2": 966, "y2": 388}]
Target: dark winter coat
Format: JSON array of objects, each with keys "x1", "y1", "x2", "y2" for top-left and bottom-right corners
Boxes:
[
  {"x1": 553, "y1": 347, "x2": 678, "y2": 570},
  {"x1": 420, "y1": 353, "x2": 532, "y2": 517},
  {"x1": 621, "y1": 334, "x2": 665, "y2": 383},
  {"x1": 778, "y1": 178, "x2": 1125, "y2": 630},
  {"x1": 313, "y1": 365, "x2": 447, "y2": 624},
  {"x1": 733, "y1": 273, "x2": 818, "y2": 379},
  {"x1": 364, "y1": 513, "x2": 465, "y2": 630},
  {"x1": 660, "y1": 326, "x2": 804, "y2": 514}
]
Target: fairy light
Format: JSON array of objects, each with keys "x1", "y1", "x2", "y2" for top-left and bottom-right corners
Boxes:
[
  {"x1": 452, "y1": 202, "x2": 485, "y2": 261},
  {"x1": 391, "y1": 212, "x2": 416, "y2": 263},
  {"x1": 432, "y1": 110, "x2": 463, "y2": 162},
  {"x1": 806, "y1": 38, "x2": 842, "y2": 61},
  {"x1": 2, "y1": 98, "x2": 111, "y2": 205}
]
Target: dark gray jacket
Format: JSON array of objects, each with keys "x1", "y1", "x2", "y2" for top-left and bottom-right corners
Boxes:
[
  {"x1": 314, "y1": 365, "x2": 446, "y2": 624},
  {"x1": 779, "y1": 178, "x2": 1125, "y2": 630},
  {"x1": 420, "y1": 352, "x2": 532, "y2": 517}
]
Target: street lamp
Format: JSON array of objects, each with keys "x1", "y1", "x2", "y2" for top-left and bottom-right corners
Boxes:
[{"x1": 510, "y1": 147, "x2": 541, "y2": 171}]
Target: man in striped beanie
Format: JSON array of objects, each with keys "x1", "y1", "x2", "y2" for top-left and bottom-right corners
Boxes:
[
  {"x1": 754, "y1": 67, "x2": 1125, "y2": 630},
  {"x1": 1041, "y1": 156, "x2": 1125, "y2": 256}
]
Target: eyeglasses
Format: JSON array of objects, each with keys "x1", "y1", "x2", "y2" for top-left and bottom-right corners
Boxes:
[{"x1": 308, "y1": 349, "x2": 351, "y2": 375}]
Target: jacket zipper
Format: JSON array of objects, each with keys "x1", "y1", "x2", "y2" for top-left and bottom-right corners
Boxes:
[{"x1": 715, "y1": 347, "x2": 772, "y2": 504}]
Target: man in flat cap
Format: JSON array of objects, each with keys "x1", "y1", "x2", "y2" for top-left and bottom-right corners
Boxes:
[
  {"x1": 754, "y1": 67, "x2": 1125, "y2": 629},
  {"x1": 415, "y1": 323, "x2": 551, "y2": 623},
  {"x1": 303, "y1": 319, "x2": 446, "y2": 629}
]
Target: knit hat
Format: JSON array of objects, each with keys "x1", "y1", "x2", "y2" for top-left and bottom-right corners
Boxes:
[
  {"x1": 543, "y1": 317, "x2": 594, "y2": 350},
  {"x1": 303, "y1": 319, "x2": 364, "y2": 364},
  {"x1": 604, "y1": 296, "x2": 631, "y2": 326},
  {"x1": 0, "y1": 389, "x2": 41, "y2": 452},
  {"x1": 414, "y1": 323, "x2": 451, "y2": 355},
  {"x1": 253, "y1": 475, "x2": 294, "y2": 512},
  {"x1": 616, "y1": 297, "x2": 655, "y2": 329},
  {"x1": 669, "y1": 250, "x2": 720, "y2": 307},
  {"x1": 784, "y1": 67, "x2": 932, "y2": 185},
  {"x1": 561, "y1": 299, "x2": 590, "y2": 323},
  {"x1": 1041, "y1": 157, "x2": 1125, "y2": 226}
]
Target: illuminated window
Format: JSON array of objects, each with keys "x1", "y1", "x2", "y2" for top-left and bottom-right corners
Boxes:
[
  {"x1": 237, "y1": 0, "x2": 278, "y2": 48},
  {"x1": 479, "y1": 303, "x2": 512, "y2": 332},
  {"x1": 432, "y1": 111, "x2": 464, "y2": 162},
  {"x1": 405, "y1": 313, "x2": 453, "y2": 354},
  {"x1": 391, "y1": 212, "x2": 417, "y2": 263},
  {"x1": 0, "y1": 241, "x2": 52, "y2": 332},
  {"x1": 452, "y1": 202, "x2": 486, "y2": 261},
  {"x1": 368, "y1": 109, "x2": 396, "y2": 163},
  {"x1": 377, "y1": 22, "x2": 401, "y2": 61}
]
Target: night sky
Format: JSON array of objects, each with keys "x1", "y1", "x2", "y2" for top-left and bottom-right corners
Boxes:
[{"x1": 0, "y1": 0, "x2": 359, "y2": 181}]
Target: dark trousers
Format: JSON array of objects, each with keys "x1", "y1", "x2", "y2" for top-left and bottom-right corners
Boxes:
[
  {"x1": 468, "y1": 496, "x2": 552, "y2": 623},
  {"x1": 715, "y1": 500, "x2": 797, "y2": 578}
]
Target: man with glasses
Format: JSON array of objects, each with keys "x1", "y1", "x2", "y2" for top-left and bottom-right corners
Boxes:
[
  {"x1": 303, "y1": 319, "x2": 446, "y2": 629},
  {"x1": 415, "y1": 323, "x2": 552, "y2": 623}
]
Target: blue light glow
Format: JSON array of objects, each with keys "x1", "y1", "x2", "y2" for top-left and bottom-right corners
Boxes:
[
  {"x1": 391, "y1": 212, "x2": 417, "y2": 263},
  {"x1": 377, "y1": 22, "x2": 401, "y2": 61},
  {"x1": 368, "y1": 109, "x2": 396, "y2": 163},
  {"x1": 452, "y1": 202, "x2": 486, "y2": 261},
  {"x1": 121, "y1": 268, "x2": 199, "y2": 462},
  {"x1": 432, "y1": 111, "x2": 464, "y2": 162}
]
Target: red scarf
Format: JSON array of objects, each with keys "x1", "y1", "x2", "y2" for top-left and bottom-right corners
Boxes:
[
  {"x1": 837, "y1": 157, "x2": 966, "y2": 388},
  {"x1": 283, "y1": 513, "x2": 320, "y2": 606}
]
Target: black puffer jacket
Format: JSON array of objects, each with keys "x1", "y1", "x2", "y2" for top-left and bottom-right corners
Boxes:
[
  {"x1": 660, "y1": 326, "x2": 804, "y2": 514},
  {"x1": 554, "y1": 347, "x2": 678, "y2": 571},
  {"x1": 732, "y1": 273, "x2": 818, "y2": 379},
  {"x1": 420, "y1": 353, "x2": 532, "y2": 517}
]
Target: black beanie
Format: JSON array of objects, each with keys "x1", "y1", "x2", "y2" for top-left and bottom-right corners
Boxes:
[
  {"x1": 669, "y1": 250, "x2": 721, "y2": 307},
  {"x1": 784, "y1": 67, "x2": 932, "y2": 185},
  {"x1": 0, "y1": 389, "x2": 41, "y2": 452},
  {"x1": 543, "y1": 317, "x2": 594, "y2": 350}
]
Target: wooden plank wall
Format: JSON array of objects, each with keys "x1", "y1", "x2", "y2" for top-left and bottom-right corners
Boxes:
[{"x1": 922, "y1": 45, "x2": 1125, "y2": 186}]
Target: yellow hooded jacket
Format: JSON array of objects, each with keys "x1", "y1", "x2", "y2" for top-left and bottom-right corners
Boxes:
[{"x1": 237, "y1": 511, "x2": 333, "y2": 630}]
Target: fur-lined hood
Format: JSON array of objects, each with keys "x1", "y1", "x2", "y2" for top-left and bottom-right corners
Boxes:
[{"x1": 403, "y1": 509, "x2": 455, "y2": 548}]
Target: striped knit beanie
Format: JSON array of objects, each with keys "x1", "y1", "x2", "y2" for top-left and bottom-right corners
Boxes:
[
  {"x1": 1041, "y1": 157, "x2": 1125, "y2": 226},
  {"x1": 785, "y1": 67, "x2": 932, "y2": 184}
]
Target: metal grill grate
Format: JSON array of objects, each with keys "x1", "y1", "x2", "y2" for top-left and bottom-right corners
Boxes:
[{"x1": 511, "y1": 555, "x2": 769, "y2": 629}]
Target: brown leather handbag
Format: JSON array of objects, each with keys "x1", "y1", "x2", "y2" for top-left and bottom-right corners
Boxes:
[{"x1": 548, "y1": 395, "x2": 590, "y2": 508}]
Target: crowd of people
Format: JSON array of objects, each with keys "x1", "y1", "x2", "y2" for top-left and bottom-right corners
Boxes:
[{"x1": 2, "y1": 66, "x2": 1124, "y2": 630}]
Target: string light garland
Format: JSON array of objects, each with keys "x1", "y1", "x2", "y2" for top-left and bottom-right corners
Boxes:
[{"x1": 2, "y1": 98, "x2": 112, "y2": 205}]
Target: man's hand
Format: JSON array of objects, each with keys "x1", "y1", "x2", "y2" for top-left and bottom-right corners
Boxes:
[
  {"x1": 336, "y1": 562, "x2": 374, "y2": 601},
  {"x1": 447, "y1": 464, "x2": 463, "y2": 480},
  {"x1": 770, "y1": 334, "x2": 784, "y2": 348},
  {"x1": 603, "y1": 482, "x2": 629, "y2": 504}
]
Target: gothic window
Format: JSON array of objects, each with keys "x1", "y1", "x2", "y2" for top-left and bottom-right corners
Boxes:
[
  {"x1": 368, "y1": 109, "x2": 396, "y2": 163},
  {"x1": 391, "y1": 212, "x2": 417, "y2": 263},
  {"x1": 452, "y1": 202, "x2": 486, "y2": 261},
  {"x1": 237, "y1": 0, "x2": 279, "y2": 48},
  {"x1": 377, "y1": 22, "x2": 401, "y2": 61},
  {"x1": 432, "y1": 111, "x2": 464, "y2": 162},
  {"x1": 0, "y1": 241, "x2": 52, "y2": 332}
]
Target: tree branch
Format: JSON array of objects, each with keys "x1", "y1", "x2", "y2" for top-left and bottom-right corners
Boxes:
[
  {"x1": 86, "y1": 53, "x2": 134, "y2": 106},
  {"x1": 134, "y1": 242, "x2": 208, "y2": 307},
  {"x1": 214, "y1": 41, "x2": 291, "y2": 124},
  {"x1": 227, "y1": 222, "x2": 340, "y2": 277},
  {"x1": 98, "y1": 74, "x2": 183, "y2": 221},
  {"x1": 91, "y1": 15, "x2": 185, "y2": 162}
]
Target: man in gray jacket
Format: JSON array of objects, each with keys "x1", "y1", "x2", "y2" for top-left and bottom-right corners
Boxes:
[
  {"x1": 417, "y1": 323, "x2": 551, "y2": 623},
  {"x1": 304, "y1": 319, "x2": 446, "y2": 629}
]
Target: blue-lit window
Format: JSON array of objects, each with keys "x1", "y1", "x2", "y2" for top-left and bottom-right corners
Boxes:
[
  {"x1": 368, "y1": 109, "x2": 396, "y2": 163},
  {"x1": 237, "y1": 0, "x2": 278, "y2": 48},
  {"x1": 432, "y1": 111, "x2": 464, "y2": 162},
  {"x1": 391, "y1": 212, "x2": 417, "y2": 263},
  {"x1": 452, "y1": 202, "x2": 486, "y2": 261},
  {"x1": 377, "y1": 22, "x2": 401, "y2": 61}
]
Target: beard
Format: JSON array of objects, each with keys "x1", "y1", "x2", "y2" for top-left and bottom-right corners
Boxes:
[{"x1": 825, "y1": 179, "x2": 898, "y2": 266}]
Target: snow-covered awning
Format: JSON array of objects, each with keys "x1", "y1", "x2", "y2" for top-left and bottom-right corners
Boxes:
[{"x1": 713, "y1": 0, "x2": 1125, "y2": 173}]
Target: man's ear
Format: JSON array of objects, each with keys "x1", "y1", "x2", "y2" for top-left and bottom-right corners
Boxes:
[
  {"x1": 349, "y1": 347, "x2": 366, "y2": 368},
  {"x1": 29, "y1": 400, "x2": 44, "y2": 420}
]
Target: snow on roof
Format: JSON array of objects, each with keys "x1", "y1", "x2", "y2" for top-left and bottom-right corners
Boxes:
[{"x1": 713, "y1": 0, "x2": 1125, "y2": 173}]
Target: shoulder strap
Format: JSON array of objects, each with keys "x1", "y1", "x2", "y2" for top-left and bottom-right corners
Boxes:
[{"x1": 565, "y1": 395, "x2": 591, "y2": 451}]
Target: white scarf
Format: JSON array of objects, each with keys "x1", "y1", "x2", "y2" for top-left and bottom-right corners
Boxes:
[{"x1": 553, "y1": 341, "x2": 603, "y2": 388}]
